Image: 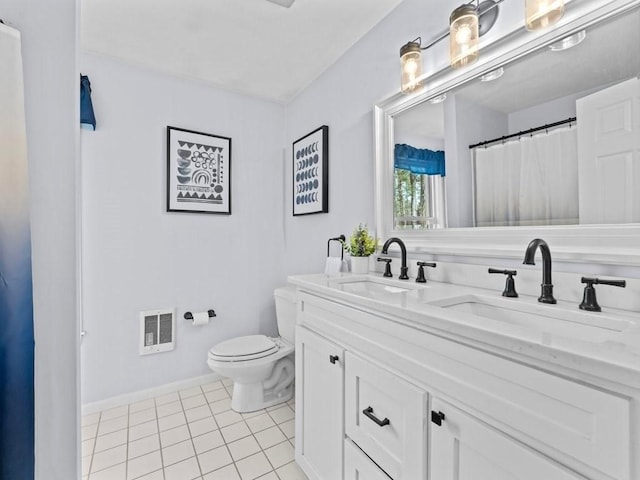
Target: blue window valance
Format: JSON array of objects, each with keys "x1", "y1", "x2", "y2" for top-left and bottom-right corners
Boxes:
[
  {"x1": 394, "y1": 144, "x2": 445, "y2": 176},
  {"x1": 80, "y1": 74, "x2": 96, "y2": 130}
]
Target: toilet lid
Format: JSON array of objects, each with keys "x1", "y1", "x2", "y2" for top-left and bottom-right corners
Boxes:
[{"x1": 209, "y1": 335, "x2": 278, "y2": 361}]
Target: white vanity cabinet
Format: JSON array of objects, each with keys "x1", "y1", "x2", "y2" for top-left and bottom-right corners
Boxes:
[
  {"x1": 430, "y1": 398, "x2": 588, "y2": 480},
  {"x1": 293, "y1": 285, "x2": 636, "y2": 480},
  {"x1": 295, "y1": 326, "x2": 345, "y2": 480}
]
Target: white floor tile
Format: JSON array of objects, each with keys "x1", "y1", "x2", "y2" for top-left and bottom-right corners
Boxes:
[
  {"x1": 220, "y1": 421, "x2": 251, "y2": 444},
  {"x1": 275, "y1": 461, "x2": 308, "y2": 480},
  {"x1": 164, "y1": 456, "x2": 202, "y2": 480},
  {"x1": 82, "y1": 422, "x2": 99, "y2": 441},
  {"x1": 188, "y1": 417, "x2": 218, "y2": 437},
  {"x1": 245, "y1": 413, "x2": 276, "y2": 434},
  {"x1": 162, "y1": 439, "x2": 195, "y2": 467},
  {"x1": 264, "y1": 441, "x2": 294, "y2": 469},
  {"x1": 157, "y1": 400, "x2": 183, "y2": 418},
  {"x1": 91, "y1": 444, "x2": 127, "y2": 473},
  {"x1": 89, "y1": 462, "x2": 126, "y2": 480},
  {"x1": 129, "y1": 408, "x2": 156, "y2": 427},
  {"x1": 128, "y1": 434, "x2": 160, "y2": 460},
  {"x1": 98, "y1": 416, "x2": 129, "y2": 436},
  {"x1": 192, "y1": 430, "x2": 225, "y2": 455},
  {"x1": 234, "y1": 452, "x2": 273, "y2": 480},
  {"x1": 160, "y1": 424, "x2": 191, "y2": 448},
  {"x1": 202, "y1": 463, "x2": 241, "y2": 480},
  {"x1": 205, "y1": 389, "x2": 230, "y2": 403},
  {"x1": 256, "y1": 472, "x2": 279, "y2": 480},
  {"x1": 101, "y1": 405, "x2": 129, "y2": 422},
  {"x1": 155, "y1": 392, "x2": 180, "y2": 406},
  {"x1": 82, "y1": 437, "x2": 96, "y2": 458},
  {"x1": 227, "y1": 436, "x2": 261, "y2": 462},
  {"x1": 180, "y1": 386, "x2": 204, "y2": 399},
  {"x1": 94, "y1": 429, "x2": 128, "y2": 453},
  {"x1": 182, "y1": 393, "x2": 207, "y2": 410},
  {"x1": 126, "y1": 450, "x2": 162, "y2": 480},
  {"x1": 201, "y1": 381, "x2": 225, "y2": 393},
  {"x1": 209, "y1": 398, "x2": 232, "y2": 415},
  {"x1": 82, "y1": 412, "x2": 101, "y2": 427},
  {"x1": 215, "y1": 410, "x2": 243, "y2": 428},
  {"x1": 241, "y1": 409, "x2": 266, "y2": 420},
  {"x1": 133, "y1": 469, "x2": 164, "y2": 480},
  {"x1": 221, "y1": 378, "x2": 234, "y2": 387},
  {"x1": 197, "y1": 445, "x2": 233, "y2": 475},
  {"x1": 129, "y1": 398, "x2": 156, "y2": 414},
  {"x1": 129, "y1": 420, "x2": 159, "y2": 442},
  {"x1": 267, "y1": 406, "x2": 294, "y2": 425},
  {"x1": 254, "y1": 426, "x2": 286, "y2": 450},
  {"x1": 158, "y1": 412, "x2": 187, "y2": 432},
  {"x1": 278, "y1": 419, "x2": 295, "y2": 439},
  {"x1": 185, "y1": 405, "x2": 212, "y2": 423},
  {"x1": 82, "y1": 456, "x2": 91, "y2": 476}
]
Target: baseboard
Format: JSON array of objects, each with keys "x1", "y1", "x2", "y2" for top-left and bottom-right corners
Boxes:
[{"x1": 81, "y1": 373, "x2": 222, "y2": 415}]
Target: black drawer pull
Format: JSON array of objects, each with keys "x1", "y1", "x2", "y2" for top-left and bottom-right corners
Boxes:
[
  {"x1": 363, "y1": 406, "x2": 390, "y2": 427},
  {"x1": 329, "y1": 355, "x2": 339, "y2": 364},
  {"x1": 431, "y1": 410, "x2": 445, "y2": 426}
]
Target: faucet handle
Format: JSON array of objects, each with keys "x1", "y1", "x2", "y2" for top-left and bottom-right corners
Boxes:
[
  {"x1": 416, "y1": 262, "x2": 436, "y2": 283},
  {"x1": 377, "y1": 257, "x2": 393, "y2": 278},
  {"x1": 579, "y1": 277, "x2": 626, "y2": 312},
  {"x1": 488, "y1": 268, "x2": 518, "y2": 297}
]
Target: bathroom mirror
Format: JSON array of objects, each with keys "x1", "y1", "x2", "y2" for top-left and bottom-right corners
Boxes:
[{"x1": 374, "y1": 0, "x2": 640, "y2": 266}]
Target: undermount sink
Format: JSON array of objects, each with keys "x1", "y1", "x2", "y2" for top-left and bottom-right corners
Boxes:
[
  {"x1": 427, "y1": 294, "x2": 633, "y2": 342},
  {"x1": 329, "y1": 275, "x2": 427, "y2": 298}
]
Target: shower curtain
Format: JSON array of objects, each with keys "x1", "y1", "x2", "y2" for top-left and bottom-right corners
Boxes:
[
  {"x1": 0, "y1": 23, "x2": 35, "y2": 479},
  {"x1": 474, "y1": 127, "x2": 578, "y2": 227}
]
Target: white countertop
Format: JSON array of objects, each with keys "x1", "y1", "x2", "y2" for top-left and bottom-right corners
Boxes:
[{"x1": 289, "y1": 272, "x2": 640, "y2": 388}]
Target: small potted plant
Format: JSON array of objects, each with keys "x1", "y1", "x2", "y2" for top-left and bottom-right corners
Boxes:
[{"x1": 343, "y1": 224, "x2": 377, "y2": 274}]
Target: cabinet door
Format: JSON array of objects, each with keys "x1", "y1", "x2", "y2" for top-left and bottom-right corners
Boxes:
[
  {"x1": 344, "y1": 438, "x2": 393, "y2": 480},
  {"x1": 295, "y1": 326, "x2": 345, "y2": 480},
  {"x1": 430, "y1": 398, "x2": 587, "y2": 480}
]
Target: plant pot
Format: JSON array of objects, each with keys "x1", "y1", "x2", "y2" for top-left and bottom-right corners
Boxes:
[{"x1": 350, "y1": 256, "x2": 370, "y2": 274}]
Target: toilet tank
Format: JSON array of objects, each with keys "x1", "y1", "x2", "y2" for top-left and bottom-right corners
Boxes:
[{"x1": 274, "y1": 286, "x2": 297, "y2": 343}]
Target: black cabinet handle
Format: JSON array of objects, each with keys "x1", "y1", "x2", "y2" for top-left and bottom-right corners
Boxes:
[
  {"x1": 431, "y1": 410, "x2": 445, "y2": 426},
  {"x1": 363, "y1": 406, "x2": 390, "y2": 427},
  {"x1": 329, "y1": 355, "x2": 339, "y2": 364}
]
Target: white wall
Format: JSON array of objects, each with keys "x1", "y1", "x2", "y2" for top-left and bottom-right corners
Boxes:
[
  {"x1": 0, "y1": 0, "x2": 80, "y2": 478},
  {"x1": 80, "y1": 53, "x2": 287, "y2": 403}
]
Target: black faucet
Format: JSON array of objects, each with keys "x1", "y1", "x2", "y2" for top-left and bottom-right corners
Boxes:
[
  {"x1": 381, "y1": 237, "x2": 409, "y2": 280},
  {"x1": 522, "y1": 238, "x2": 556, "y2": 304}
]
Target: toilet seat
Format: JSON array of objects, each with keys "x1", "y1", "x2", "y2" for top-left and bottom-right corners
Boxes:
[{"x1": 209, "y1": 335, "x2": 279, "y2": 362}]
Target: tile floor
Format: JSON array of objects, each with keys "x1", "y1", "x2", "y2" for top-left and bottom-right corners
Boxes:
[{"x1": 81, "y1": 378, "x2": 308, "y2": 480}]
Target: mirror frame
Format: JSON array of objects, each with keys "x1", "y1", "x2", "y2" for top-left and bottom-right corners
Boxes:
[{"x1": 374, "y1": 0, "x2": 640, "y2": 267}]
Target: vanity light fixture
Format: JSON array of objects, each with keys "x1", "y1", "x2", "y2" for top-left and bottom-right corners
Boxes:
[
  {"x1": 548, "y1": 29, "x2": 586, "y2": 51},
  {"x1": 400, "y1": 0, "x2": 501, "y2": 94},
  {"x1": 480, "y1": 66, "x2": 504, "y2": 82},
  {"x1": 525, "y1": 0, "x2": 565, "y2": 31}
]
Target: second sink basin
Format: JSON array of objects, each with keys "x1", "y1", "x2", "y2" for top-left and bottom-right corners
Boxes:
[
  {"x1": 328, "y1": 275, "x2": 428, "y2": 299},
  {"x1": 427, "y1": 294, "x2": 633, "y2": 342}
]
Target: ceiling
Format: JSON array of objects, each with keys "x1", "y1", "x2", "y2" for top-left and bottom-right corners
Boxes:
[{"x1": 80, "y1": 0, "x2": 404, "y2": 103}]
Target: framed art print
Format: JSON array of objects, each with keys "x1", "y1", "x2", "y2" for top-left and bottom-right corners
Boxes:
[
  {"x1": 293, "y1": 125, "x2": 328, "y2": 216},
  {"x1": 167, "y1": 126, "x2": 231, "y2": 214}
]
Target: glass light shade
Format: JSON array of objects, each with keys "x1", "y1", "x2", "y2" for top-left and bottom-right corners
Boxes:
[
  {"x1": 450, "y1": 5, "x2": 480, "y2": 69},
  {"x1": 400, "y1": 41, "x2": 423, "y2": 94},
  {"x1": 525, "y1": 0, "x2": 565, "y2": 31}
]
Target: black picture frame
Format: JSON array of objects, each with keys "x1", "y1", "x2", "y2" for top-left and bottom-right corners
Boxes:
[
  {"x1": 166, "y1": 126, "x2": 232, "y2": 214},
  {"x1": 292, "y1": 125, "x2": 329, "y2": 216}
]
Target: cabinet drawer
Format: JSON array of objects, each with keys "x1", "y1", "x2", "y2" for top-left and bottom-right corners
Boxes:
[
  {"x1": 345, "y1": 351, "x2": 426, "y2": 480},
  {"x1": 430, "y1": 397, "x2": 587, "y2": 480},
  {"x1": 344, "y1": 438, "x2": 393, "y2": 480}
]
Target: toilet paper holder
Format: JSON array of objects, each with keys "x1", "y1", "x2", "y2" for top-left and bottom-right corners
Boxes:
[{"x1": 184, "y1": 310, "x2": 217, "y2": 321}]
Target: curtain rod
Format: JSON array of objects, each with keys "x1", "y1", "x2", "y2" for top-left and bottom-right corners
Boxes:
[{"x1": 469, "y1": 116, "x2": 577, "y2": 149}]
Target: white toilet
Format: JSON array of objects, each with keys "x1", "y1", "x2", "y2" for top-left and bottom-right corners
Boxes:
[{"x1": 207, "y1": 286, "x2": 297, "y2": 413}]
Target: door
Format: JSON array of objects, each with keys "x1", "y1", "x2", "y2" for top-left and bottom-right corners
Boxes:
[
  {"x1": 577, "y1": 77, "x2": 640, "y2": 224},
  {"x1": 430, "y1": 398, "x2": 587, "y2": 480},
  {"x1": 295, "y1": 327, "x2": 345, "y2": 480}
]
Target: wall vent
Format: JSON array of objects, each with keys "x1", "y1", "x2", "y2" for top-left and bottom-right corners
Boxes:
[{"x1": 139, "y1": 308, "x2": 175, "y2": 355}]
